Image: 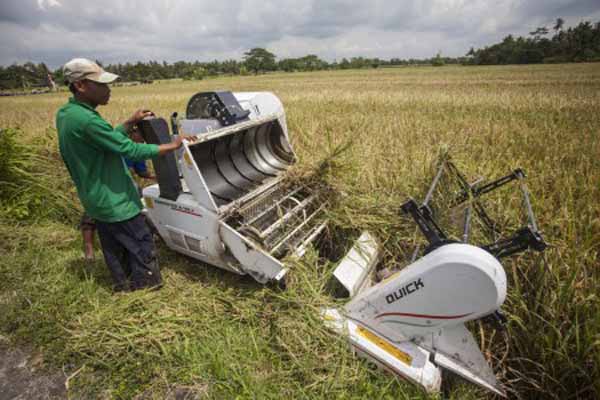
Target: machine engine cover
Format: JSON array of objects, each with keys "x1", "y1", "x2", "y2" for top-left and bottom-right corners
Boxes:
[{"x1": 344, "y1": 244, "x2": 507, "y2": 342}]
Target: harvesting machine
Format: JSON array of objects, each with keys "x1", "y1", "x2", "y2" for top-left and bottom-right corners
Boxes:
[
  {"x1": 138, "y1": 91, "x2": 329, "y2": 285},
  {"x1": 323, "y1": 157, "x2": 546, "y2": 397},
  {"x1": 136, "y1": 90, "x2": 546, "y2": 396}
]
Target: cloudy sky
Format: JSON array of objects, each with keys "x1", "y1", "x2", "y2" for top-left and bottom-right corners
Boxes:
[{"x1": 1, "y1": 0, "x2": 599, "y2": 68}]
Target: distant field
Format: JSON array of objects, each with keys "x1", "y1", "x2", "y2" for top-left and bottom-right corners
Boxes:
[{"x1": 1, "y1": 64, "x2": 599, "y2": 399}]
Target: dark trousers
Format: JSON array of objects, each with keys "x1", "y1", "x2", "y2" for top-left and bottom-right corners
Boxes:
[{"x1": 95, "y1": 213, "x2": 162, "y2": 291}]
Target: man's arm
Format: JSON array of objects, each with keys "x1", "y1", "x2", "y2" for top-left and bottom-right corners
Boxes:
[
  {"x1": 157, "y1": 135, "x2": 189, "y2": 156},
  {"x1": 84, "y1": 118, "x2": 159, "y2": 161},
  {"x1": 125, "y1": 109, "x2": 197, "y2": 155},
  {"x1": 83, "y1": 114, "x2": 196, "y2": 160}
]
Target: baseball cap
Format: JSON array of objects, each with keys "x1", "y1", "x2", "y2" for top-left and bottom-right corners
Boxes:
[{"x1": 63, "y1": 58, "x2": 119, "y2": 84}]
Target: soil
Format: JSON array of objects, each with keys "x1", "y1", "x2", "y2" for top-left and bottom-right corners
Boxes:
[
  {"x1": 0, "y1": 336, "x2": 208, "y2": 399},
  {"x1": 0, "y1": 338, "x2": 67, "y2": 400}
]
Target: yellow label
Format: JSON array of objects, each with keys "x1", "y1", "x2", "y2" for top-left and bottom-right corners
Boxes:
[
  {"x1": 356, "y1": 326, "x2": 412, "y2": 365},
  {"x1": 144, "y1": 197, "x2": 154, "y2": 209},
  {"x1": 183, "y1": 151, "x2": 193, "y2": 167}
]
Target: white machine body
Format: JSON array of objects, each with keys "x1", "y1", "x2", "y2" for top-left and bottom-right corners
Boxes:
[
  {"x1": 142, "y1": 92, "x2": 327, "y2": 284},
  {"x1": 325, "y1": 242, "x2": 508, "y2": 397}
]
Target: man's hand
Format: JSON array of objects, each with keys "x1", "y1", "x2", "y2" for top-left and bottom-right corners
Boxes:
[
  {"x1": 158, "y1": 134, "x2": 198, "y2": 156},
  {"x1": 171, "y1": 134, "x2": 198, "y2": 148},
  {"x1": 124, "y1": 109, "x2": 154, "y2": 133}
]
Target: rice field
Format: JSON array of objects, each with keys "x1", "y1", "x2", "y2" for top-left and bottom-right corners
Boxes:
[{"x1": 0, "y1": 63, "x2": 599, "y2": 399}]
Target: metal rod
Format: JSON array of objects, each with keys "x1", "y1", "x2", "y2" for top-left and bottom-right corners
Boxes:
[
  {"x1": 472, "y1": 201, "x2": 500, "y2": 241},
  {"x1": 293, "y1": 222, "x2": 327, "y2": 258},
  {"x1": 452, "y1": 169, "x2": 521, "y2": 207},
  {"x1": 410, "y1": 242, "x2": 421, "y2": 263},
  {"x1": 517, "y1": 172, "x2": 539, "y2": 232},
  {"x1": 270, "y1": 204, "x2": 326, "y2": 254},
  {"x1": 423, "y1": 162, "x2": 446, "y2": 207},
  {"x1": 259, "y1": 194, "x2": 316, "y2": 238},
  {"x1": 243, "y1": 186, "x2": 303, "y2": 225},
  {"x1": 222, "y1": 177, "x2": 283, "y2": 214},
  {"x1": 446, "y1": 161, "x2": 471, "y2": 192},
  {"x1": 473, "y1": 172, "x2": 519, "y2": 197},
  {"x1": 462, "y1": 205, "x2": 472, "y2": 243}
]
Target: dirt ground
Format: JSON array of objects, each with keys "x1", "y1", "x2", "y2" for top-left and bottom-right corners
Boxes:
[
  {"x1": 0, "y1": 336, "x2": 207, "y2": 399},
  {"x1": 0, "y1": 338, "x2": 66, "y2": 400}
]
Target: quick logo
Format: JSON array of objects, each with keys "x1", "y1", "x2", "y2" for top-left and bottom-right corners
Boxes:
[{"x1": 386, "y1": 278, "x2": 424, "y2": 304}]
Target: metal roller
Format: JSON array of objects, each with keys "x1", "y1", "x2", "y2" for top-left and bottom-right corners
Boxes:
[
  {"x1": 190, "y1": 142, "x2": 247, "y2": 201},
  {"x1": 189, "y1": 121, "x2": 295, "y2": 202},
  {"x1": 214, "y1": 137, "x2": 257, "y2": 193},
  {"x1": 243, "y1": 125, "x2": 281, "y2": 176},
  {"x1": 255, "y1": 122, "x2": 291, "y2": 170},
  {"x1": 229, "y1": 133, "x2": 270, "y2": 183}
]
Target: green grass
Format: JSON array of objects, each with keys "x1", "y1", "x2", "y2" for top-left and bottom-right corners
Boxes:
[{"x1": 1, "y1": 63, "x2": 599, "y2": 399}]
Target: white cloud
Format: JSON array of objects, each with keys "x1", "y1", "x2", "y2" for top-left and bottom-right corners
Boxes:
[
  {"x1": 1, "y1": 0, "x2": 599, "y2": 67},
  {"x1": 37, "y1": 0, "x2": 61, "y2": 11}
]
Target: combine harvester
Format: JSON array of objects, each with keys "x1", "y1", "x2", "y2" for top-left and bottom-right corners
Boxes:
[
  {"x1": 138, "y1": 91, "x2": 329, "y2": 285},
  {"x1": 324, "y1": 157, "x2": 546, "y2": 397},
  {"x1": 137, "y1": 91, "x2": 546, "y2": 396}
]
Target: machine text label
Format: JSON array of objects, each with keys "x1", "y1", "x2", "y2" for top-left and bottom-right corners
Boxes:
[
  {"x1": 154, "y1": 199, "x2": 202, "y2": 217},
  {"x1": 386, "y1": 278, "x2": 424, "y2": 304}
]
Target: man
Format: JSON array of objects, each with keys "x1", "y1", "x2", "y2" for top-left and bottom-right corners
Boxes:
[
  {"x1": 80, "y1": 129, "x2": 155, "y2": 262},
  {"x1": 56, "y1": 58, "x2": 194, "y2": 292}
]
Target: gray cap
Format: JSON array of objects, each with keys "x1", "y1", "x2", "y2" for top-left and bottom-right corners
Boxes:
[{"x1": 63, "y1": 58, "x2": 119, "y2": 84}]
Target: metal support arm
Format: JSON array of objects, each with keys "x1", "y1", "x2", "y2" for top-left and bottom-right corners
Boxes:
[
  {"x1": 482, "y1": 226, "x2": 547, "y2": 259},
  {"x1": 402, "y1": 157, "x2": 546, "y2": 260},
  {"x1": 401, "y1": 198, "x2": 451, "y2": 252}
]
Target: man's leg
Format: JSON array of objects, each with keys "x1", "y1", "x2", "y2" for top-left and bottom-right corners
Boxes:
[
  {"x1": 95, "y1": 221, "x2": 130, "y2": 292},
  {"x1": 82, "y1": 228, "x2": 95, "y2": 261},
  {"x1": 79, "y1": 214, "x2": 96, "y2": 262},
  {"x1": 118, "y1": 214, "x2": 162, "y2": 290}
]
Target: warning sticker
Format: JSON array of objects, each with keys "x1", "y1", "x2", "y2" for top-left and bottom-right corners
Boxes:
[
  {"x1": 356, "y1": 326, "x2": 412, "y2": 365},
  {"x1": 183, "y1": 151, "x2": 193, "y2": 167},
  {"x1": 144, "y1": 197, "x2": 154, "y2": 209}
]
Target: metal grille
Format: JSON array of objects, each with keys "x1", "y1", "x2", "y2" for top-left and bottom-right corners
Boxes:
[
  {"x1": 270, "y1": 204, "x2": 327, "y2": 257},
  {"x1": 237, "y1": 184, "x2": 302, "y2": 222},
  {"x1": 227, "y1": 181, "x2": 329, "y2": 258},
  {"x1": 168, "y1": 229, "x2": 186, "y2": 249},
  {"x1": 185, "y1": 236, "x2": 205, "y2": 254}
]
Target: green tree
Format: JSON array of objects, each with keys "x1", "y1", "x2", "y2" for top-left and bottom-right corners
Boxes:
[
  {"x1": 529, "y1": 26, "x2": 549, "y2": 41},
  {"x1": 243, "y1": 48, "x2": 276, "y2": 74},
  {"x1": 432, "y1": 52, "x2": 445, "y2": 66},
  {"x1": 553, "y1": 18, "x2": 565, "y2": 33},
  {"x1": 277, "y1": 58, "x2": 297, "y2": 72}
]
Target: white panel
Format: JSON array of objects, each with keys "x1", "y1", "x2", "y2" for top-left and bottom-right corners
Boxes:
[
  {"x1": 333, "y1": 231, "x2": 380, "y2": 297},
  {"x1": 344, "y1": 244, "x2": 507, "y2": 342},
  {"x1": 219, "y1": 222, "x2": 285, "y2": 284},
  {"x1": 430, "y1": 325, "x2": 506, "y2": 397},
  {"x1": 322, "y1": 308, "x2": 441, "y2": 393},
  {"x1": 180, "y1": 142, "x2": 218, "y2": 212}
]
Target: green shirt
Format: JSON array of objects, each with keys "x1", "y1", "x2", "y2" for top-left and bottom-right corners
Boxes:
[{"x1": 56, "y1": 97, "x2": 159, "y2": 222}]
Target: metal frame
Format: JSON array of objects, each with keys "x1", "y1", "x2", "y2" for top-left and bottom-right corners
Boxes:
[{"x1": 401, "y1": 157, "x2": 547, "y2": 259}]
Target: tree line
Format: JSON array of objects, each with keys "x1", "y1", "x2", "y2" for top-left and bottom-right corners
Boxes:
[
  {"x1": 0, "y1": 18, "x2": 598, "y2": 90},
  {"x1": 0, "y1": 51, "x2": 476, "y2": 90},
  {"x1": 466, "y1": 18, "x2": 600, "y2": 64}
]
